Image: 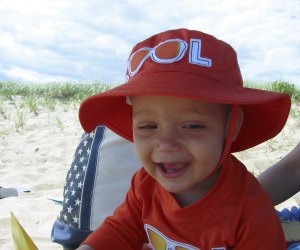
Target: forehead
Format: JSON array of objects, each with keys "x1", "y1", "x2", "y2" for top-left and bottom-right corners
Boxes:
[{"x1": 131, "y1": 96, "x2": 228, "y2": 115}]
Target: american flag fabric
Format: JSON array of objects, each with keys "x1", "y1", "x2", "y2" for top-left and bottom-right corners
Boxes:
[
  {"x1": 51, "y1": 126, "x2": 105, "y2": 247},
  {"x1": 58, "y1": 126, "x2": 105, "y2": 229},
  {"x1": 51, "y1": 125, "x2": 140, "y2": 247}
]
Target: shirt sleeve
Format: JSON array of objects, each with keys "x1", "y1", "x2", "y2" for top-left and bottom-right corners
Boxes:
[{"x1": 82, "y1": 169, "x2": 148, "y2": 249}]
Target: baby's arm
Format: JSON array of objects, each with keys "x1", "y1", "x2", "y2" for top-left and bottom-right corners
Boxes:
[{"x1": 258, "y1": 142, "x2": 300, "y2": 205}]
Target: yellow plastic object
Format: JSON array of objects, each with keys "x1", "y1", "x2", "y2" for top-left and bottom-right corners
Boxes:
[{"x1": 10, "y1": 212, "x2": 38, "y2": 250}]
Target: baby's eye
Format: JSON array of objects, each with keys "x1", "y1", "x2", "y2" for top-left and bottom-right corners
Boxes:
[
  {"x1": 138, "y1": 124, "x2": 157, "y2": 130},
  {"x1": 183, "y1": 124, "x2": 204, "y2": 129}
]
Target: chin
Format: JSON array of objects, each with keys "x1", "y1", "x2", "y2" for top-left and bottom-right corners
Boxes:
[{"x1": 160, "y1": 183, "x2": 187, "y2": 194}]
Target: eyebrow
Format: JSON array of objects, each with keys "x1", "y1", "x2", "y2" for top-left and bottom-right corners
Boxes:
[
  {"x1": 132, "y1": 107, "x2": 213, "y2": 117},
  {"x1": 132, "y1": 109, "x2": 152, "y2": 118}
]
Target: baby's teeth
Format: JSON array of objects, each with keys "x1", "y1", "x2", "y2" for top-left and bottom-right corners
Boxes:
[{"x1": 165, "y1": 169, "x2": 175, "y2": 173}]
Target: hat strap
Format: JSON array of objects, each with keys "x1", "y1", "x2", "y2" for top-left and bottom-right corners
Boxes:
[
  {"x1": 220, "y1": 105, "x2": 240, "y2": 162},
  {"x1": 205, "y1": 105, "x2": 240, "y2": 179}
]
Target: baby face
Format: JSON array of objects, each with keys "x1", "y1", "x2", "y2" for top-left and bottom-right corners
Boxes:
[{"x1": 132, "y1": 95, "x2": 229, "y2": 205}]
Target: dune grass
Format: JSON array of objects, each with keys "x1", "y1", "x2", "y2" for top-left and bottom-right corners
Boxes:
[
  {"x1": 0, "y1": 80, "x2": 114, "y2": 131},
  {"x1": 0, "y1": 80, "x2": 113, "y2": 102},
  {"x1": 244, "y1": 80, "x2": 300, "y2": 102},
  {"x1": 1, "y1": 79, "x2": 299, "y2": 102},
  {"x1": 0, "y1": 80, "x2": 299, "y2": 131}
]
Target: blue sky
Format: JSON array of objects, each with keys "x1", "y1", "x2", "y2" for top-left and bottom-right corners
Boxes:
[{"x1": 0, "y1": 0, "x2": 300, "y2": 86}]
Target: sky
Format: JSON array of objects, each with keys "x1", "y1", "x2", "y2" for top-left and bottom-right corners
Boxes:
[{"x1": 0, "y1": 0, "x2": 300, "y2": 86}]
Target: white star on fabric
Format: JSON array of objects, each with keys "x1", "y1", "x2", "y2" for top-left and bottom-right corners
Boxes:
[
  {"x1": 59, "y1": 127, "x2": 104, "y2": 229},
  {"x1": 75, "y1": 198, "x2": 81, "y2": 206},
  {"x1": 73, "y1": 216, "x2": 79, "y2": 224},
  {"x1": 86, "y1": 148, "x2": 91, "y2": 156},
  {"x1": 73, "y1": 164, "x2": 79, "y2": 171},
  {"x1": 67, "y1": 206, "x2": 73, "y2": 214},
  {"x1": 89, "y1": 131, "x2": 95, "y2": 138}
]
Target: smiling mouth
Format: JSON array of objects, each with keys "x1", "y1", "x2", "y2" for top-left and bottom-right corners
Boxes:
[{"x1": 157, "y1": 162, "x2": 188, "y2": 177}]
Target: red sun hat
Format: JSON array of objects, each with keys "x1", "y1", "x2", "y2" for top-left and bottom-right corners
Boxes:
[{"x1": 79, "y1": 28, "x2": 291, "y2": 152}]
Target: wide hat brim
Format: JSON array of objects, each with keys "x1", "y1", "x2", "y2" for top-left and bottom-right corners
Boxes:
[{"x1": 79, "y1": 71, "x2": 291, "y2": 152}]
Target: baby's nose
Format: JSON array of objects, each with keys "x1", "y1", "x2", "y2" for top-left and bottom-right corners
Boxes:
[{"x1": 156, "y1": 132, "x2": 181, "y2": 152}]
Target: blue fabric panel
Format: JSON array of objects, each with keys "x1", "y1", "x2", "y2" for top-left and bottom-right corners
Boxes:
[
  {"x1": 51, "y1": 219, "x2": 92, "y2": 248},
  {"x1": 80, "y1": 125, "x2": 105, "y2": 230}
]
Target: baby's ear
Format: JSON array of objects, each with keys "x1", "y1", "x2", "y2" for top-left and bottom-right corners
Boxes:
[{"x1": 232, "y1": 107, "x2": 244, "y2": 141}]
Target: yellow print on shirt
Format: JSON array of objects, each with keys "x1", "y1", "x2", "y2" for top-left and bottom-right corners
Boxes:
[
  {"x1": 144, "y1": 224, "x2": 227, "y2": 250},
  {"x1": 144, "y1": 224, "x2": 199, "y2": 250}
]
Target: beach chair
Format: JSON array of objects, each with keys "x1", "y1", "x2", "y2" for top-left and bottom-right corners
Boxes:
[{"x1": 51, "y1": 125, "x2": 141, "y2": 248}]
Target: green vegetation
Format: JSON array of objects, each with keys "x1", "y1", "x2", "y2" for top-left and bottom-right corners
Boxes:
[
  {"x1": 54, "y1": 116, "x2": 64, "y2": 131},
  {"x1": 0, "y1": 80, "x2": 114, "y2": 103},
  {"x1": 14, "y1": 104, "x2": 27, "y2": 131},
  {"x1": 244, "y1": 80, "x2": 300, "y2": 102},
  {"x1": 0, "y1": 80, "x2": 299, "y2": 112},
  {"x1": 1, "y1": 80, "x2": 299, "y2": 102},
  {"x1": 0, "y1": 80, "x2": 299, "y2": 132},
  {"x1": 0, "y1": 81, "x2": 116, "y2": 132}
]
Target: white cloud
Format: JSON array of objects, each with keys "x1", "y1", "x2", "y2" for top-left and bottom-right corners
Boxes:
[
  {"x1": 0, "y1": 0, "x2": 299, "y2": 85},
  {"x1": 0, "y1": 66, "x2": 70, "y2": 82}
]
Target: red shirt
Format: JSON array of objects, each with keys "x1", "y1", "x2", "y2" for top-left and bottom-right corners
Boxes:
[{"x1": 83, "y1": 155, "x2": 285, "y2": 249}]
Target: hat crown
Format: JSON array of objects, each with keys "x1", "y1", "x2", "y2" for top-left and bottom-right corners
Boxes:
[
  {"x1": 126, "y1": 28, "x2": 243, "y2": 88},
  {"x1": 79, "y1": 28, "x2": 290, "y2": 153}
]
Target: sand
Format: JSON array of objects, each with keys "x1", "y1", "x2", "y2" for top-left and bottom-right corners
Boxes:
[
  {"x1": 0, "y1": 97, "x2": 299, "y2": 249},
  {"x1": 0, "y1": 98, "x2": 82, "y2": 249}
]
